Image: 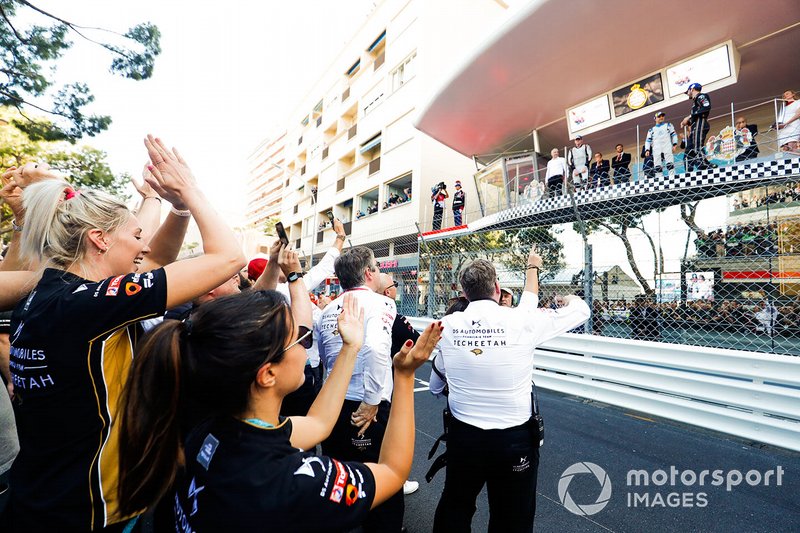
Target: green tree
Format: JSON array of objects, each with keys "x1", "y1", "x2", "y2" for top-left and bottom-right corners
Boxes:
[
  {"x1": 0, "y1": 0, "x2": 160, "y2": 141},
  {"x1": 0, "y1": 108, "x2": 129, "y2": 239},
  {"x1": 262, "y1": 216, "x2": 280, "y2": 237}
]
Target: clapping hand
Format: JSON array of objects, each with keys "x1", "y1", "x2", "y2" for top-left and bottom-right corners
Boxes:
[
  {"x1": 7, "y1": 162, "x2": 59, "y2": 189},
  {"x1": 133, "y1": 163, "x2": 161, "y2": 201},
  {"x1": 336, "y1": 293, "x2": 364, "y2": 351},
  {"x1": 1, "y1": 172, "x2": 24, "y2": 221},
  {"x1": 143, "y1": 135, "x2": 197, "y2": 208}
]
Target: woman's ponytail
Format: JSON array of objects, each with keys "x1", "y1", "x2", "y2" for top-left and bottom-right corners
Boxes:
[{"x1": 118, "y1": 319, "x2": 186, "y2": 516}]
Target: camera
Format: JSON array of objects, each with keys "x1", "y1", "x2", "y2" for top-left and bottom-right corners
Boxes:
[{"x1": 431, "y1": 181, "x2": 447, "y2": 194}]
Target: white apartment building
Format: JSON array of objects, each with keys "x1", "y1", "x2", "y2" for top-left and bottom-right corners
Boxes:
[
  {"x1": 246, "y1": 132, "x2": 287, "y2": 230},
  {"x1": 245, "y1": 0, "x2": 508, "y2": 310}
]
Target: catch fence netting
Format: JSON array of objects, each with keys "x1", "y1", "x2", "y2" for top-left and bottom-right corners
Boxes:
[{"x1": 412, "y1": 98, "x2": 800, "y2": 357}]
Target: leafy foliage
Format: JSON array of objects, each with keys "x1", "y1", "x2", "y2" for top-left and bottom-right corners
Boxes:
[{"x1": 0, "y1": 0, "x2": 160, "y2": 141}]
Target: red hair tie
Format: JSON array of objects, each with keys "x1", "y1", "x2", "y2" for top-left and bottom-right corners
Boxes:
[{"x1": 64, "y1": 188, "x2": 80, "y2": 200}]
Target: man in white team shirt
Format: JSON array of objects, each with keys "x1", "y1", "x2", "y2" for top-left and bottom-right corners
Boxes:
[
  {"x1": 430, "y1": 249, "x2": 589, "y2": 533},
  {"x1": 316, "y1": 246, "x2": 403, "y2": 532}
]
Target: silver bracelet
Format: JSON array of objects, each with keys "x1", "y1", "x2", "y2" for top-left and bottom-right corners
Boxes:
[{"x1": 170, "y1": 205, "x2": 191, "y2": 217}]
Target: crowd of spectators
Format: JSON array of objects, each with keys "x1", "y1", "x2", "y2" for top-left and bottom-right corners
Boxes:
[
  {"x1": 695, "y1": 222, "x2": 779, "y2": 258},
  {"x1": 732, "y1": 182, "x2": 800, "y2": 210},
  {"x1": 590, "y1": 298, "x2": 800, "y2": 340}
]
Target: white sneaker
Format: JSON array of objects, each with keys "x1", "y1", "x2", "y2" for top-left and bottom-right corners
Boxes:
[{"x1": 403, "y1": 480, "x2": 419, "y2": 495}]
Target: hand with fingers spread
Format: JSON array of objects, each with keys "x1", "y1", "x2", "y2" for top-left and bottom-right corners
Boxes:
[
  {"x1": 393, "y1": 321, "x2": 443, "y2": 376},
  {"x1": 143, "y1": 135, "x2": 196, "y2": 209},
  {"x1": 277, "y1": 245, "x2": 302, "y2": 277},
  {"x1": 336, "y1": 293, "x2": 365, "y2": 351}
]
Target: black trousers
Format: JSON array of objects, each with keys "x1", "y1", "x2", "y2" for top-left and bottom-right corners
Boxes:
[
  {"x1": 686, "y1": 117, "x2": 711, "y2": 171},
  {"x1": 546, "y1": 174, "x2": 563, "y2": 197},
  {"x1": 432, "y1": 206, "x2": 444, "y2": 230},
  {"x1": 433, "y1": 416, "x2": 540, "y2": 533},
  {"x1": 280, "y1": 364, "x2": 320, "y2": 417},
  {"x1": 322, "y1": 400, "x2": 404, "y2": 533}
]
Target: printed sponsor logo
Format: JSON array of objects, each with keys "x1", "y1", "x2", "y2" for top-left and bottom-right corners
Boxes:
[
  {"x1": 106, "y1": 275, "x2": 124, "y2": 296},
  {"x1": 329, "y1": 460, "x2": 348, "y2": 503},
  {"x1": 512, "y1": 456, "x2": 531, "y2": 473},
  {"x1": 294, "y1": 456, "x2": 326, "y2": 478},
  {"x1": 345, "y1": 484, "x2": 359, "y2": 506},
  {"x1": 125, "y1": 282, "x2": 142, "y2": 296},
  {"x1": 196, "y1": 434, "x2": 219, "y2": 471},
  {"x1": 73, "y1": 284, "x2": 88, "y2": 294},
  {"x1": 470, "y1": 349, "x2": 483, "y2": 356}
]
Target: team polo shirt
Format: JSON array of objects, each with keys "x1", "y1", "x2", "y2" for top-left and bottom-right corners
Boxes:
[
  {"x1": 8, "y1": 268, "x2": 167, "y2": 532},
  {"x1": 316, "y1": 287, "x2": 396, "y2": 405},
  {"x1": 172, "y1": 416, "x2": 376, "y2": 532},
  {"x1": 433, "y1": 293, "x2": 590, "y2": 430}
]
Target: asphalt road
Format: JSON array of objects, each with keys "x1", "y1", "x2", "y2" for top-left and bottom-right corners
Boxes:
[{"x1": 402, "y1": 362, "x2": 800, "y2": 533}]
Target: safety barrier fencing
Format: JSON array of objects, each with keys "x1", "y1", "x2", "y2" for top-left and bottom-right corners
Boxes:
[{"x1": 406, "y1": 316, "x2": 800, "y2": 453}]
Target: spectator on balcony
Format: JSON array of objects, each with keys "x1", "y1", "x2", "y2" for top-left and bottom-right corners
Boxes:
[
  {"x1": 641, "y1": 147, "x2": 655, "y2": 179},
  {"x1": 610, "y1": 144, "x2": 631, "y2": 183},
  {"x1": 403, "y1": 187, "x2": 412, "y2": 201},
  {"x1": 545, "y1": 148, "x2": 568, "y2": 198},
  {"x1": 680, "y1": 83, "x2": 713, "y2": 171},
  {"x1": 567, "y1": 135, "x2": 592, "y2": 191},
  {"x1": 452, "y1": 180, "x2": 466, "y2": 226},
  {"x1": 777, "y1": 90, "x2": 800, "y2": 153},
  {"x1": 431, "y1": 182, "x2": 448, "y2": 231},
  {"x1": 589, "y1": 152, "x2": 611, "y2": 189},
  {"x1": 734, "y1": 116, "x2": 760, "y2": 162},
  {"x1": 646, "y1": 111, "x2": 678, "y2": 179}
]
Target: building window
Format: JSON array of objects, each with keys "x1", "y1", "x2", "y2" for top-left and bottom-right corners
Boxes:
[
  {"x1": 323, "y1": 146, "x2": 329, "y2": 160},
  {"x1": 342, "y1": 86, "x2": 350, "y2": 101},
  {"x1": 355, "y1": 188, "x2": 379, "y2": 220},
  {"x1": 346, "y1": 59, "x2": 361, "y2": 77},
  {"x1": 384, "y1": 172, "x2": 412, "y2": 209},
  {"x1": 391, "y1": 51, "x2": 416, "y2": 92}
]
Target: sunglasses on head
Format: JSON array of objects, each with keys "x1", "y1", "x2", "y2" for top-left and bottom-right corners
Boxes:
[{"x1": 284, "y1": 326, "x2": 313, "y2": 351}]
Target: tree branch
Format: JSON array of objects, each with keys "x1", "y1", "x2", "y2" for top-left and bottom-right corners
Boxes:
[{"x1": 0, "y1": 5, "x2": 29, "y2": 43}]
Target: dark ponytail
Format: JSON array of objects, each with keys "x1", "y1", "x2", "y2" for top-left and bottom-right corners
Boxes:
[
  {"x1": 118, "y1": 290, "x2": 294, "y2": 515},
  {"x1": 118, "y1": 319, "x2": 186, "y2": 517}
]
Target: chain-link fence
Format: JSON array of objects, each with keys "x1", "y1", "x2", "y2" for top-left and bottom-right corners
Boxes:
[
  {"x1": 297, "y1": 98, "x2": 800, "y2": 357},
  {"x1": 412, "y1": 98, "x2": 800, "y2": 357}
]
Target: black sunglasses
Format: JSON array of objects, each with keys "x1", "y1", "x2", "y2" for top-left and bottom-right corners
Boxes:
[{"x1": 284, "y1": 326, "x2": 313, "y2": 351}]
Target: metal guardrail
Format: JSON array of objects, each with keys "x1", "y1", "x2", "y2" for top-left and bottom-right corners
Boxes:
[{"x1": 406, "y1": 316, "x2": 800, "y2": 452}]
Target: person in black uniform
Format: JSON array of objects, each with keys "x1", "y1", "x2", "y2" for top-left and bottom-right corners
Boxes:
[
  {"x1": 680, "y1": 82, "x2": 712, "y2": 171},
  {"x1": 452, "y1": 180, "x2": 466, "y2": 226},
  {"x1": 0, "y1": 137, "x2": 246, "y2": 533},
  {"x1": 117, "y1": 290, "x2": 443, "y2": 532}
]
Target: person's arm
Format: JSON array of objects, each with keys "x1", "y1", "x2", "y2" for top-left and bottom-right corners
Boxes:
[
  {"x1": 780, "y1": 106, "x2": 800, "y2": 127},
  {"x1": 131, "y1": 166, "x2": 163, "y2": 241},
  {"x1": 428, "y1": 346, "x2": 447, "y2": 397},
  {"x1": 331, "y1": 218, "x2": 346, "y2": 253},
  {"x1": 289, "y1": 293, "x2": 363, "y2": 450},
  {"x1": 532, "y1": 295, "x2": 590, "y2": 343},
  {"x1": 280, "y1": 246, "x2": 312, "y2": 329},
  {"x1": 302, "y1": 244, "x2": 341, "y2": 293},
  {"x1": 366, "y1": 322, "x2": 442, "y2": 508},
  {"x1": 252, "y1": 240, "x2": 281, "y2": 292},
  {"x1": 0, "y1": 272, "x2": 39, "y2": 311},
  {"x1": 350, "y1": 298, "x2": 395, "y2": 435},
  {"x1": 522, "y1": 247, "x2": 541, "y2": 298},
  {"x1": 143, "y1": 136, "x2": 246, "y2": 309},
  {"x1": 0, "y1": 332, "x2": 11, "y2": 399}
]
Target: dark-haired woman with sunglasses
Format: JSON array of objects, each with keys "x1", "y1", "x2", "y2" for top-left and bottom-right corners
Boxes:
[{"x1": 117, "y1": 290, "x2": 442, "y2": 532}]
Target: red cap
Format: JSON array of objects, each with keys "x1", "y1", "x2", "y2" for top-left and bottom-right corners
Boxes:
[{"x1": 247, "y1": 258, "x2": 268, "y2": 281}]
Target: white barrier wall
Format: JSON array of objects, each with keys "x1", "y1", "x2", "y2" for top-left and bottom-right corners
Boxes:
[{"x1": 407, "y1": 317, "x2": 800, "y2": 452}]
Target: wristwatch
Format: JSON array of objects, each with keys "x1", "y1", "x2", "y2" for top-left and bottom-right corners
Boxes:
[
  {"x1": 287, "y1": 271, "x2": 305, "y2": 283},
  {"x1": 335, "y1": 233, "x2": 346, "y2": 241}
]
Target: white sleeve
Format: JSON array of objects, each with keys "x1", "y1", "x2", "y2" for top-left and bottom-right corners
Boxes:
[
  {"x1": 304, "y1": 248, "x2": 340, "y2": 292},
  {"x1": 314, "y1": 315, "x2": 326, "y2": 370},
  {"x1": 362, "y1": 299, "x2": 395, "y2": 405},
  {"x1": 518, "y1": 291, "x2": 539, "y2": 311},
  {"x1": 428, "y1": 347, "x2": 447, "y2": 397},
  {"x1": 530, "y1": 299, "x2": 591, "y2": 344}
]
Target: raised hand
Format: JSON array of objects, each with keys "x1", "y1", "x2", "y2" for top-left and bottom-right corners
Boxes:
[
  {"x1": 337, "y1": 293, "x2": 365, "y2": 350},
  {"x1": 132, "y1": 163, "x2": 161, "y2": 200},
  {"x1": 332, "y1": 217, "x2": 345, "y2": 236},
  {"x1": 527, "y1": 246, "x2": 543, "y2": 269},
  {"x1": 143, "y1": 135, "x2": 197, "y2": 208},
  {"x1": 393, "y1": 321, "x2": 443, "y2": 376},
  {"x1": 0, "y1": 173, "x2": 24, "y2": 221},
  {"x1": 277, "y1": 244, "x2": 302, "y2": 277}
]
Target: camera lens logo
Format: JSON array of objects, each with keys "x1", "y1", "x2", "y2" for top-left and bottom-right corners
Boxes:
[{"x1": 558, "y1": 462, "x2": 612, "y2": 516}]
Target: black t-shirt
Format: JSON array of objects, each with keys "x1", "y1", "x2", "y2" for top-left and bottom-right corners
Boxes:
[
  {"x1": 390, "y1": 313, "x2": 420, "y2": 357},
  {"x1": 173, "y1": 416, "x2": 376, "y2": 532},
  {"x1": 8, "y1": 268, "x2": 168, "y2": 532}
]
